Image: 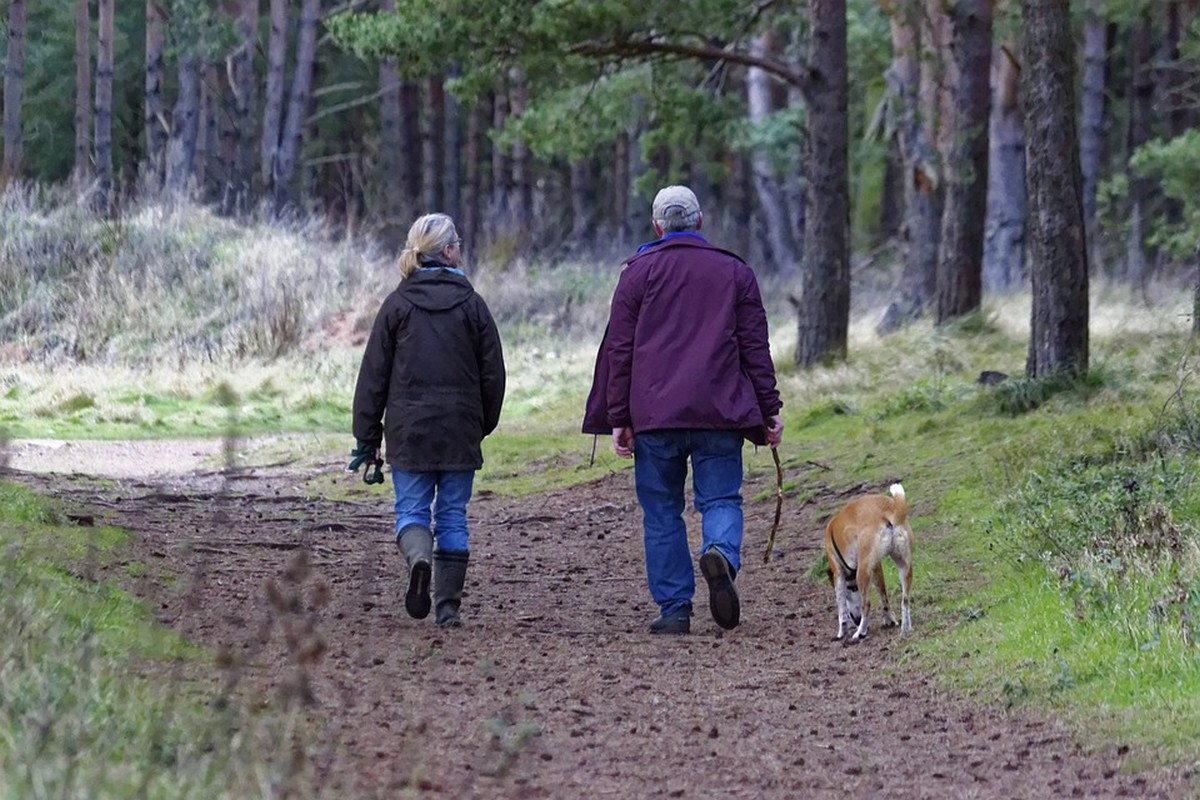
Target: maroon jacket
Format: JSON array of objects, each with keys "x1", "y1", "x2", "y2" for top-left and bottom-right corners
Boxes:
[{"x1": 582, "y1": 235, "x2": 781, "y2": 446}]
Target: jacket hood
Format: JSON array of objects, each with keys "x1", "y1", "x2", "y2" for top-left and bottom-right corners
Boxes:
[{"x1": 399, "y1": 267, "x2": 474, "y2": 312}]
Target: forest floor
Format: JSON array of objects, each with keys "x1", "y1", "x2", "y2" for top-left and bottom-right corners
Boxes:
[{"x1": 5, "y1": 438, "x2": 1198, "y2": 799}]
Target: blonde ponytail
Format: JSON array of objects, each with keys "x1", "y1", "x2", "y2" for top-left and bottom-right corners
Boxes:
[
  {"x1": 398, "y1": 246, "x2": 422, "y2": 278},
  {"x1": 398, "y1": 213, "x2": 459, "y2": 279}
]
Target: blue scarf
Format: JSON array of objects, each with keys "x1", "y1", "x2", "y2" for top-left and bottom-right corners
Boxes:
[{"x1": 636, "y1": 231, "x2": 707, "y2": 254}]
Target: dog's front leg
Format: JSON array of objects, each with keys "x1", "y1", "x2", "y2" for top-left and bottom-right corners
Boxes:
[{"x1": 873, "y1": 563, "x2": 898, "y2": 628}]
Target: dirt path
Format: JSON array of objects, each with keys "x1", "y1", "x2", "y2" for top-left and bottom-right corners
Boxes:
[{"x1": 5, "y1": 439, "x2": 1196, "y2": 799}]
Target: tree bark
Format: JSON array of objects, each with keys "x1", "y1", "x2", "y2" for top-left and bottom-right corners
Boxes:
[
  {"x1": 377, "y1": 55, "x2": 405, "y2": 227},
  {"x1": 461, "y1": 95, "x2": 488, "y2": 246},
  {"x1": 143, "y1": 0, "x2": 167, "y2": 190},
  {"x1": 95, "y1": 0, "x2": 115, "y2": 214},
  {"x1": 74, "y1": 0, "x2": 92, "y2": 182},
  {"x1": 794, "y1": 0, "x2": 850, "y2": 367},
  {"x1": 421, "y1": 75, "x2": 445, "y2": 212},
  {"x1": 261, "y1": 0, "x2": 289, "y2": 192},
  {"x1": 400, "y1": 80, "x2": 420, "y2": 203},
  {"x1": 165, "y1": 55, "x2": 202, "y2": 193},
  {"x1": 1078, "y1": 0, "x2": 1107, "y2": 271},
  {"x1": 444, "y1": 68, "x2": 462, "y2": 223},
  {"x1": 3, "y1": 0, "x2": 26, "y2": 180},
  {"x1": 1022, "y1": 0, "x2": 1089, "y2": 379},
  {"x1": 491, "y1": 82, "x2": 511, "y2": 234},
  {"x1": 510, "y1": 70, "x2": 532, "y2": 229},
  {"x1": 911, "y1": 0, "x2": 949, "y2": 308},
  {"x1": 877, "y1": 0, "x2": 922, "y2": 332},
  {"x1": 1124, "y1": 18, "x2": 1154, "y2": 287},
  {"x1": 982, "y1": 42, "x2": 1026, "y2": 291},
  {"x1": 747, "y1": 31, "x2": 799, "y2": 275},
  {"x1": 227, "y1": 0, "x2": 260, "y2": 211},
  {"x1": 613, "y1": 131, "x2": 629, "y2": 243},
  {"x1": 274, "y1": 0, "x2": 321, "y2": 212},
  {"x1": 934, "y1": 0, "x2": 992, "y2": 324},
  {"x1": 567, "y1": 159, "x2": 597, "y2": 251}
]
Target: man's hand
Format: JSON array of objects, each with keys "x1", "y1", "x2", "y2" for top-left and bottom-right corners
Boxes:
[
  {"x1": 348, "y1": 440, "x2": 380, "y2": 472},
  {"x1": 612, "y1": 426, "x2": 634, "y2": 458},
  {"x1": 765, "y1": 415, "x2": 783, "y2": 449}
]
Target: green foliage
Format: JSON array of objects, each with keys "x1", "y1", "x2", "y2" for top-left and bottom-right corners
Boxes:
[
  {"x1": 985, "y1": 368, "x2": 1107, "y2": 416},
  {"x1": 498, "y1": 68, "x2": 653, "y2": 161},
  {"x1": 1131, "y1": 130, "x2": 1200, "y2": 259}
]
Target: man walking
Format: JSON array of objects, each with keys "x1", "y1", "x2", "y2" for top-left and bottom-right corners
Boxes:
[{"x1": 583, "y1": 185, "x2": 783, "y2": 634}]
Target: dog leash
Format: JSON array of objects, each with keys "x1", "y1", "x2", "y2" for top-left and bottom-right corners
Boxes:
[{"x1": 761, "y1": 448, "x2": 784, "y2": 564}]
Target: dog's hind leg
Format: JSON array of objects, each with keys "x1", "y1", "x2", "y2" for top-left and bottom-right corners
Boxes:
[
  {"x1": 851, "y1": 562, "x2": 872, "y2": 641},
  {"x1": 832, "y1": 574, "x2": 851, "y2": 640},
  {"x1": 873, "y1": 562, "x2": 898, "y2": 628},
  {"x1": 895, "y1": 556, "x2": 913, "y2": 634}
]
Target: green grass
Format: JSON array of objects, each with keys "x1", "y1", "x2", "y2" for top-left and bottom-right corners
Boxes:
[{"x1": 0, "y1": 483, "x2": 326, "y2": 798}]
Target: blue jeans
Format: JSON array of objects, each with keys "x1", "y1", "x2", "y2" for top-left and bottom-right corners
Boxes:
[
  {"x1": 632, "y1": 429, "x2": 744, "y2": 616},
  {"x1": 392, "y1": 468, "x2": 476, "y2": 552}
]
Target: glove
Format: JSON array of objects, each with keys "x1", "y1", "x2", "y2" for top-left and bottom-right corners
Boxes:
[{"x1": 347, "y1": 440, "x2": 379, "y2": 472}]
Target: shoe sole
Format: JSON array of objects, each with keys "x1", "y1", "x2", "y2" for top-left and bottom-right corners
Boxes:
[
  {"x1": 700, "y1": 551, "x2": 740, "y2": 630},
  {"x1": 406, "y1": 561, "x2": 432, "y2": 619}
]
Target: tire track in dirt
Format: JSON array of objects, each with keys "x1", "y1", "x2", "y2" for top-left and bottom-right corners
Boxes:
[{"x1": 8, "y1": 459, "x2": 1196, "y2": 799}]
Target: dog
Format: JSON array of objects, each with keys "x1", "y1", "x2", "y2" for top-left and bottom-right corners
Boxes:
[{"x1": 823, "y1": 483, "x2": 914, "y2": 643}]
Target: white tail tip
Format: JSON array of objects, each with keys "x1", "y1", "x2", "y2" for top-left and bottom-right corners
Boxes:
[{"x1": 889, "y1": 483, "x2": 905, "y2": 499}]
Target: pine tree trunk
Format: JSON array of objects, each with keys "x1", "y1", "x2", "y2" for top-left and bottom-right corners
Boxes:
[
  {"x1": 624, "y1": 98, "x2": 649, "y2": 245},
  {"x1": 510, "y1": 70, "x2": 532, "y2": 229},
  {"x1": 197, "y1": 61, "x2": 220, "y2": 197},
  {"x1": 143, "y1": 0, "x2": 166, "y2": 190},
  {"x1": 1022, "y1": 0, "x2": 1089, "y2": 379},
  {"x1": 274, "y1": 0, "x2": 320, "y2": 212},
  {"x1": 261, "y1": 0, "x2": 289, "y2": 192},
  {"x1": 227, "y1": 0, "x2": 259, "y2": 211},
  {"x1": 934, "y1": 0, "x2": 992, "y2": 324},
  {"x1": 613, "y1": 132, "x2": 629, "y2": 244},
  {"x1": 421, "y1": 75, "x2": 445, "y2": 212},
  {"x1": 444, "y1": 69, "x2": 462, "y2": 223},
  {"x1": 461, "y1": 96, "x2": 488, "y2": 246},
  {"x1": 377, "y1": 58, "x2": 405, "y2": 228},
  {"x1": 877, "y1": 0, "x2": 922, "y2": 333},
  {"x1": 165, "y1": 55, "x2": 202, "y2": 193},
  {"x1": 400, "y1": 81, "x2": 420, "y2": 203},
  {"x1": 568, "y1": 159, "x2": 596, "y2": 251},
  {"x1": 3, "y1": 0, "x2": 26, "y2": 180},
  {"x1": 794, "y1": 0, "x2": 850, "y2": 367},
  {"x1": 94, "y1": 0, "x2": 115, "y2": 214},
  {"x1": 1078, "y1": 0, "x2": 1107, "y2": 271},
  {"x1": 912, "y1": 0, "x2": 948, "y2": 311},
  {"x1": 491, "y1": 84, "x2": 511, "y2": 236},
  {"x1": 1124, "y1": 19, "x2": 1154, "y2": 288},
  {"x1": 748, "y1": 32, "x2": 799, "y2": 275},
  {"x1": 982, "y1": 43, "x2": 1026, "y2": 291},
  {"x1": 73, "y1": 0, "x2": 91, "y2": 182}
]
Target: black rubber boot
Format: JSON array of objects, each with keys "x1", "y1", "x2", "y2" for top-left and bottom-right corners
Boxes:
[
  {"x1": 397, "y1": 524, "x2": 434, "y2": 619},
  {"x1": 433, "y1": 550, "x2": 469, "y2": 628}
]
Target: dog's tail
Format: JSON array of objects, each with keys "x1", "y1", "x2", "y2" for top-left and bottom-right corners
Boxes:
[{"x1": 889, "y1": 483, "x2": 908, "y2": 526}]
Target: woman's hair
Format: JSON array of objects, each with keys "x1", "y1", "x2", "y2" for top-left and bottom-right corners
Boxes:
[{"x1": 398, "y1": 213, "x2": 459, "y2": 278}]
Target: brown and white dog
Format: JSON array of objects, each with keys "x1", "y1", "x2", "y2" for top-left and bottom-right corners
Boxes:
[{"x1": 823, "y1": 483, "x2": 914, "y2": 643}]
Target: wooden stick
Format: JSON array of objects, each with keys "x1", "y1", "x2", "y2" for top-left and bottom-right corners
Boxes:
[{"x1": 763, "y1": 448, "x2": 784, "y2": 563}]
